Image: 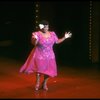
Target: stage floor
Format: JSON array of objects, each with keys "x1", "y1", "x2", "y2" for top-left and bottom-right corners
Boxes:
[{"x1": 0, "y1": 57, "x2": 100, "y2": 99}]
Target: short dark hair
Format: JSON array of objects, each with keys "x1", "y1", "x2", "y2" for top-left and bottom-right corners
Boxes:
[{"x1": 39, "y1": 20, "x2": 49, "y2": 25}]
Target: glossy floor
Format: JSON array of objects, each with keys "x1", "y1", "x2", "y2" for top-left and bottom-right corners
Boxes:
[{"x1": 0, "y1": 57, "x2": 100, "y2": 99}]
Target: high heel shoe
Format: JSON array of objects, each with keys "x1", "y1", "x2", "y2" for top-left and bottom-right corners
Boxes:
[
  {"x1": 42, "y1": 85, "x2": 48, "y2": 91},
  {"x1": 42, "y1": 84, "x2": 48, "y2": 91},
  {"x1": 35, "y1": 84, "x2": 39, "y2": 91}
]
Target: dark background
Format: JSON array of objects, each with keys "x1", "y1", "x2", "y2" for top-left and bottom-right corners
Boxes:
[{"x1": 0, "y1": 1, "x2": 99, "y2": 67}]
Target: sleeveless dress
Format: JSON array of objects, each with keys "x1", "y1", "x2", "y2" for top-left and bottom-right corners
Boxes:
[{"x1": 19, "y1": 31, "x2": 58, "y2": 77}]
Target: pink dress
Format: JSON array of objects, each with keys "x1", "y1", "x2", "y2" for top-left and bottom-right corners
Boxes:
[{"x1": 19, "y1": 31, "x2": 58, "y2": 77}]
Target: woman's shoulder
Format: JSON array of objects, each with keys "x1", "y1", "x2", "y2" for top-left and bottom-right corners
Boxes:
[
  {"x1": 32, "y1": 31, "x2": 40, "y2": 35},
  {"x1": 49, "y1": 31, "x2": 56, "y2": 36},
  {"x1": 49, "y1": 31, "x2": 56, "y2": 34}
]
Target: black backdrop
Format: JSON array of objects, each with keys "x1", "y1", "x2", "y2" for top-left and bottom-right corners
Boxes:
[{"x1": 0, "y1": 1, "x2": 91, "y2": 66}]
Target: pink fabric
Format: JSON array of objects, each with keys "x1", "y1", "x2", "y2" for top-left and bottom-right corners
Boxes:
[{"x1": 19, "y1": 31, "x2": 58, "y2": 77}]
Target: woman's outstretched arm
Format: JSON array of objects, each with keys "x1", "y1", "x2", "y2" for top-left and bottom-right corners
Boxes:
[{"x1": 56, "y1": 32, "x2": 72, "y2": 44}]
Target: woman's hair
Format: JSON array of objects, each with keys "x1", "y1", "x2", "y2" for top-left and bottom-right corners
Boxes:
[{"x1": 39, "y1": 20, "x2": 49, "y2": 25}]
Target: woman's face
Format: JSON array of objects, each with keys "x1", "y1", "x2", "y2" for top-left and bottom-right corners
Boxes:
[{"x1": 42, "y1": 25, "x2": 49, "y2": 33}]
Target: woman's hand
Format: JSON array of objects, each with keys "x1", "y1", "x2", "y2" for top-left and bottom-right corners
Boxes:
[
  {"x1": 31, "y1": 33, "x2": 39, "y2": 45},
  {"x1": 64, "y1": 32, "x2": 72, "y2": 39},
  {"x1": 32, "y1": 33, "x2": 38, "y2": 40}
]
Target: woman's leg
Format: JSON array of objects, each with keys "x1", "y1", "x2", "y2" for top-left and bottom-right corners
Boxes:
[
  {"x1": 35, "y1": 73, "x2": 41, "y2": 90},
  {"x1": 42, "y1": 75, "x2": 49, "y2": 90}
]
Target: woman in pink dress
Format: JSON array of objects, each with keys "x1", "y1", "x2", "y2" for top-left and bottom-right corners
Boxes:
[{"x1": 19, "y1": 20, "x2": 72, "y2": 91}]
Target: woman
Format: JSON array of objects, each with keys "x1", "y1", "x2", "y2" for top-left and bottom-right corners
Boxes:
[{"x1": 19, "y1": 20, "x2": 72, "y2": 91}]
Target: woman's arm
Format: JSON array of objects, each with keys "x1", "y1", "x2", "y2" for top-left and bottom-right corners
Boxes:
[
  {"x1": 56, "y1": 37, "x2": 66, "y2": 44},
  {"x1": 31, "y1": 33, "x2": 39, "y2": 46},
  {"x1": 56, "y1": 32, "x2": 72, "y2": 44}
]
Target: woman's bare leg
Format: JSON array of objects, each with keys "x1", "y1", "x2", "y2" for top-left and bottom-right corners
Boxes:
[
  {"x1": 42, "y1": 75, "x2": 49, "y2": 91},
  {"x1": 35, "y1": 73, "x2": 41, "y2": 90}
]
